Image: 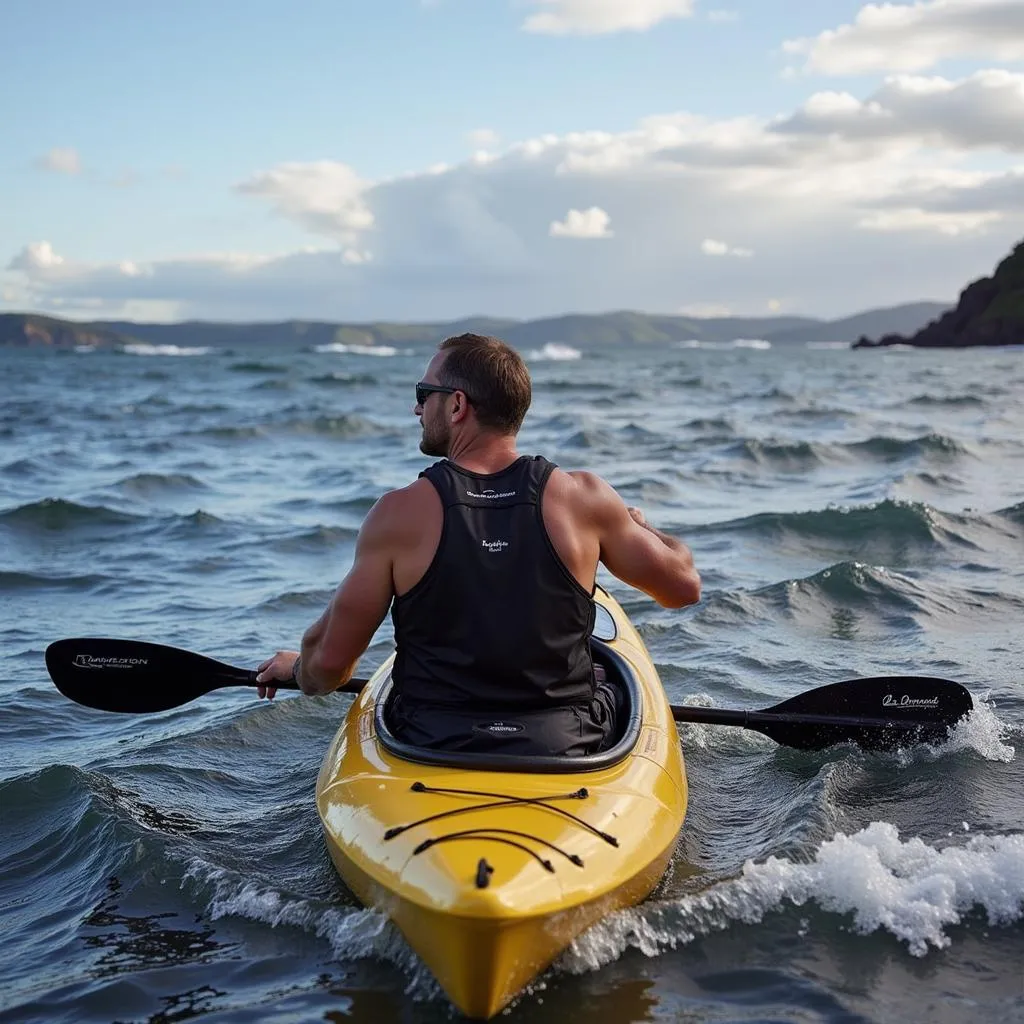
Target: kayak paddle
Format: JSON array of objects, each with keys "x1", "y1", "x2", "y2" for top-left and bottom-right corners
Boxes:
[
  {"x1": 45, "y1": 638, "x2": 973, "y2": 750},
  {"x1": 44, "y1": 637, "x2": 367, "y2": 714},
  {"x1": 672, "y1": 675, "x2": 974, "y2": 751}
]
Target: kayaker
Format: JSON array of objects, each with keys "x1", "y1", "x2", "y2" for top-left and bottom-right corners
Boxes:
[{"x1": 256, "y1": 333, "x2": 701, "y2": 755}]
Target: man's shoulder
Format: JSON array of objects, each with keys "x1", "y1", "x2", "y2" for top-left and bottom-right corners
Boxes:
[
  {"x1": 367, "y1": 477, "x2": 437, "y2": 525},
  {"x1": 550, "y1": 467, "x2": 613, "y2": 502}
]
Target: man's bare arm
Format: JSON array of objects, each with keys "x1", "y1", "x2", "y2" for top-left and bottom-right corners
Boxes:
[
  {"x1": 574, "y1": 472, "x2": 701, "y2": 609},
  {"x1": 256, "y1": 494, "x2": 398, "y2": 697}
]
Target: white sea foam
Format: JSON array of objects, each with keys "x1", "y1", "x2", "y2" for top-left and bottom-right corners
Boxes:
[
  {"x1": 73, "y1": 344, "x2": 97, "y2": 353},
  {"x1": 806, "y1": 341, "x2": 850, "y2": 350},
  {"x1": 182, "y1": 858, "x2": 442, "y2": 1000},
  {"x1": 561, "y1": 822, "x2": 1024, "y2": 974},
  {"x1": 527, "y1": 343, "x2": 582, "y2": 361},
  {"x1": 672, "y1": 338, "x2": 771, "y2": 350},
  {"x1": 121, "y1": 343, "x2": 211, "y2": 356},
  {"x1": 315, "y1": 343, "x2": 398, "y2": 356},
  {"x1": 914, "y1": 695, "x2": 1016, "y2": 764}
]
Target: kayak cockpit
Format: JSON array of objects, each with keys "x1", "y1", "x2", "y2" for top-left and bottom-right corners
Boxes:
[{"x1": 373, "y1": 639, "x2": 644, "y2": 772}]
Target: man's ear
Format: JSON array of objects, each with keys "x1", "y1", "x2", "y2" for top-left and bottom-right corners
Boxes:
[{"x1": 450, "y1": 391, "x2": 469, "y2": 421}]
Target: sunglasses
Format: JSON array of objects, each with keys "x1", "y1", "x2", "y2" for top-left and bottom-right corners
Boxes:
[{"x1": 415, "y1": 382, "x2": 458, "y2": 406}]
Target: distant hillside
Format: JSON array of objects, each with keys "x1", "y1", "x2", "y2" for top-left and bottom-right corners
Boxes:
[
  {"x1": 1, "y1": 302, "x2": 948, "y2": 350},
  {"x1": 767, "y1": 302, "x2": 948, "y2": 346},
  {"x1": 855, "y1": 242, "x2": 1024, "y2": 349},
  {"x1": 0, "y1": 313, "x2": 138, "y2": 349}
]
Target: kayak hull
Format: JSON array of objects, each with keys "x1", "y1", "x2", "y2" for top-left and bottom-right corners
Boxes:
[{"x1": 315, "y1": 588, "x2": 687, "y2": 1019}]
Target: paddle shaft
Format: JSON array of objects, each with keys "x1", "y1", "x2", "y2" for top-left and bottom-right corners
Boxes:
[
  {"x1": 256, "y1": 675, "x2": 368, "y2": 694},
  {"x1": 672, "y1": 705, "x2": 938, "y2": 730}
]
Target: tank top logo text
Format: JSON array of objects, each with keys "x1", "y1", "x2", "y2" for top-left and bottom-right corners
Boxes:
[
  {"x1": 466, "y1": 488, "x2": 516, "y2": 499},
  {"x1": 482, "y1": 539, "x2": 509, "y2": 553}
]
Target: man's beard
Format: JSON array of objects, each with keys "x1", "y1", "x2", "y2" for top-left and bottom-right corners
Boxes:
[{"x1": 419, "y1": 415, "x2": 449, "y2": 457}]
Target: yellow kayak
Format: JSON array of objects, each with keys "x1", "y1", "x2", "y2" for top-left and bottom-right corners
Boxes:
[{"x1": 315, "y1": 586, "x2": 687, "y2": 1019}]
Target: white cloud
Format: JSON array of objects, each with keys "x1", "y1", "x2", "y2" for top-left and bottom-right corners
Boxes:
[
  {"x1": 467, "y1": 128, "x2": 501, "y2": 150},
  {"x1": 857, "y1": 208, "x2": 1004, "y2": 234},
  {"x1": 35, "y1": 147, "x2": 82, "y2": 175},
  {"x1": 767, "y1": 299, "x2": 782, "y2": 311},
  {"x1": 777, "y1": 71, "x2": 1024, "y2": 152},
  {"x1": 549, "y1": 207, "x2": 614, "y2": 238},
  {"x1": 701, "y1": 238, "x2": 753, "y2": 257},
  {"x1": 784, "y1": 0, "x2": 1024, "y2": 75},
  {"x1": 707, "y1": 10, "x2": 739, "y2": 23},
  {"x1": 236, "y1": 161, "x2": 374, "y2": 242},
  {"x1": 523, "y1": 0, "x2": 694, "y2": 35},
  {"x1": 8, "y1": 242, "x2": 66, "y2": 271},
  {"x1": 341, "y1": 248, "x2": 372, "y2": 264},
  {"x1": 12, "y1": 74, "x2": 1024, "y2": 322}
]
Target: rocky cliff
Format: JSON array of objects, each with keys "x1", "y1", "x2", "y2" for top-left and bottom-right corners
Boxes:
[{"x1": 853, "y1": 241, "x2": 1024, "y2": 349}]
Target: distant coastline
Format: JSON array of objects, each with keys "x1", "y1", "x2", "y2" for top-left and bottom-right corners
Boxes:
[
  {"x1": 854, "y1": 240, "x2": 1023, "y2": 350},
  {"x1": 0, "y1": 302, "x2": 949, "y2": 352}
]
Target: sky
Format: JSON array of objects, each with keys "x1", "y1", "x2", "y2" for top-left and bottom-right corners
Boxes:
[{"x1": 2, "y1": 0, "x2": 1023, "y2": 323}]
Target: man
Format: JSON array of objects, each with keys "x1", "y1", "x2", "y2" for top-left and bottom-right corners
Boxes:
[{"x1": 256, "y1": 333, "x2": 700, "y2": 756}]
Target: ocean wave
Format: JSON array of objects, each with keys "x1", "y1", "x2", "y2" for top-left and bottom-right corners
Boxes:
[
  {"x1": 562, "y1": 428, "x2": 615, "y2": 450},
  {"x1": 122, "y1": 344, "x2": 212, "y2": 357},
  {"x1": 295, "y1": 414, "x2": 390, "y2": 438},
  {"x1": 724, "y1": 434, "x2": 970, "y2": 471},
  {"x1": 997, "y1": 500, "x2": 1024, "y2": 525},
  {"x1": 906, "y1": 394, "x2": 986, "y2": 408},
  {"x1": 190, "y1": 425, "x2": 267, "y2": 441},
  {"x1": 2, "y1": 457, "x2": 45, "y2": 477},
  {"x1": 543, "y1": 379, "x2": 616, "y2": 391},
  {"x1": 735, "y1": 439, "x2": 833, "y2": 469},
  {"x1": 674, "y1": 339, "x2": 771, "y2": 350},
  {"x1": 706, "y1": 499, "x2": 973, "y2": 550},
  {"x1": 264, "y1": 525, "x2": 360, "y2": 553},
  {"x1": 0, "y1": 498, "x2": 142, "y2": 531},
  {"x1": 253, "y1": 588, "x2": 335, "y2": 611},
  {"x1": 692, "y1": 560, "x2": 963, "y2": 637},
  {"x1": 229, "y1": 361, "x2": 289, "y2": 374},
  {"x1": 111, "y1": 472, "x2": 209, "y2": 496},
  {"x1": 685, "y1": 416, "x2": 735, "y2": 432},
  {"x1": 560, "y1": 822, "x2": 1024, "y2": 971},
  {"x1": 182, "y1": 858, "x2": 442, "y2": 1000},
  {"x1": 309, "y1": 372, "x2": 379, "y2": 386},
  {"x1": 851, "y1": 433, "x2": 971, "y2": 461},
  {"x1": 0, "y1": 570, "x2": 115, "y2": 593},
  {"x1": 527, "y1": 343, "x2": 582, "y2": 361},
  {"x1": 315, "y1": 343, "x2": 398, "y2": 356}
]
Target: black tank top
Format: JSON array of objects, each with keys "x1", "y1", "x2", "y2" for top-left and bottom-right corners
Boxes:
[{"x1": 391, "y1": 455, "x2": 596, "y2": 711}]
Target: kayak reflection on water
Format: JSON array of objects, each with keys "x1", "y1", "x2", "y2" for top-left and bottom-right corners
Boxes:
[{"x1": 255, "y1": 333, "x2": 700, "y2": 756}]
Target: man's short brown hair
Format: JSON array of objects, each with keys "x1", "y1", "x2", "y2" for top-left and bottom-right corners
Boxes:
[{"x1": 437, "y1": 334, "x2": 531, "y2": 434}]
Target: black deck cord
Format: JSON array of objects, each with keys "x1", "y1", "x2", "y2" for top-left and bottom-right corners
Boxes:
[
  {"x1": 413, "y1": 828, "x2": 585, "y2": 866},
  {"x1": 383, "y1": 782, "x2": 619, "y2": 846},
  {"x1": 413, "y1": 834, "x2": 557, "y2": 873}
]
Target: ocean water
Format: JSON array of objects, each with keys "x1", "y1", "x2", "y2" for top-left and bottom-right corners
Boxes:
[{"x1": 1, "y1": 338, "x2": 1022, "y2": 1023}]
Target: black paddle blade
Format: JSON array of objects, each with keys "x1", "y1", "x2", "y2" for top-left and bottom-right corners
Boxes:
[
  {"x1": 45, "y1": 637, "x2": 271, "y2": 713},
  {"x1": 754, "y1": 675, "x2": 975, "y2": 751}
]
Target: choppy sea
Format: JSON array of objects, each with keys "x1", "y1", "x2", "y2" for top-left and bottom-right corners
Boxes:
[{"x1": 2, "y1": 336, "x2": 1022, "y2": 1023}]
